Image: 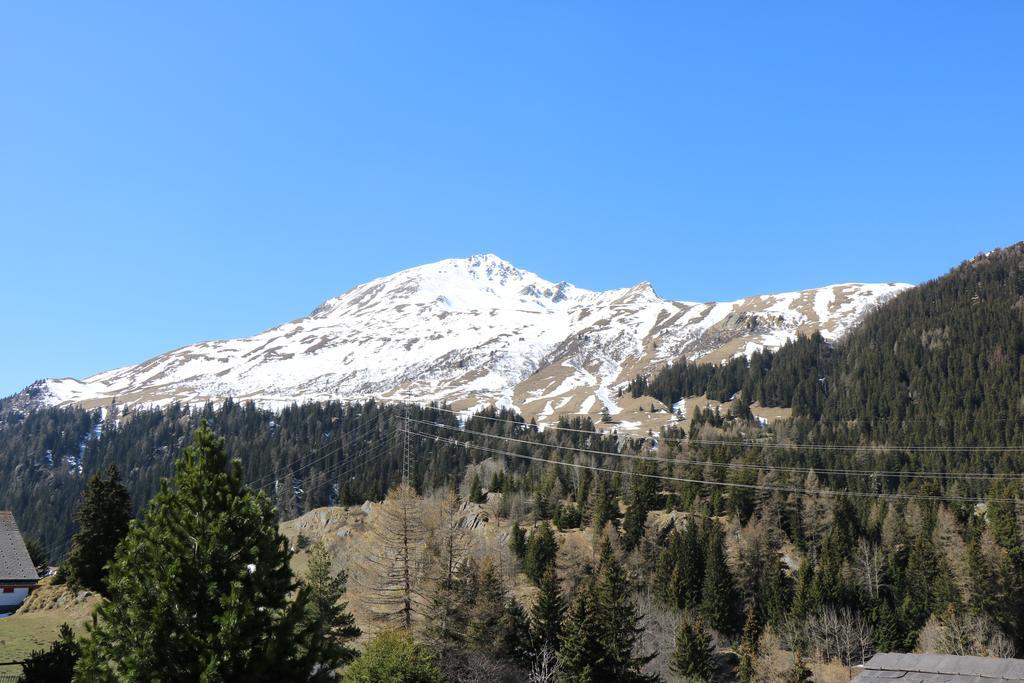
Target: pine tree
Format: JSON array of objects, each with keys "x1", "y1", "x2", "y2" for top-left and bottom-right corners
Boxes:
[
  {"x1": 74, "y1": 422, "x2": 322, "y2": 681},
  {"x1": 556, "y1": 579, "x2": 603, "y2": 682},
  {"x1": 510, "y1": 521, "x2": 528, "y2": 560},
  {"x1": 594, "y1": 540, "x2": 656, "y2": 681},
  {"x1": 790, "y1": 561, "x2": 815, "y2": 621},
  {"x1": 699, "y1": 524, "x2": 739, "y2": 634},
  {"x1": 524, "y1": 522, "x2": 558, "y2": 585},
  {"x1": 499, "y1": 597, "x2": 533, "y2": 666},
  {"x1": 671, "y1": 522, "x2": 705, "y2": 611},
  {"x1": 341, "y1": 630, "x2": 442, "y2": 683},
  {"x1": 668, "y1": 618, "x2": 716, "y2": 682},
  {"x1": 469, "y1": 472, "x2": 487, "y2": 504},
  {"x1": 532, "y1": 566, "x2": 566, "y2": 651},
  {"x1": 588, "y1": 475, "x2": 615, "y2": 532},
  {"x1": 466, "y1": 559, "x2": 508, "y2": 647},
  {"x1": 301, "y1": 539, "x2": 361, "y2": 666},
  {"x1": 20, "y1": 623, "x2": 79, "y2": 683},
  {"x1": 618, "y1": 491, "x2": 651, "y2": 557},
  {"x1": 62, "y1": 464, "x2": 132, "y2": 595}
]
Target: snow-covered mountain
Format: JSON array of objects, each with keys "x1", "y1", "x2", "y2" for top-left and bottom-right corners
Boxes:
[{"x1": 21, "y1": 255, "x2": 909, "y2": 427}]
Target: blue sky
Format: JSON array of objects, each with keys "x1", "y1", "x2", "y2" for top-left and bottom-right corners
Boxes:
[{"x1": 1, "y1": 2, "x2": 1022, "y2": 397}]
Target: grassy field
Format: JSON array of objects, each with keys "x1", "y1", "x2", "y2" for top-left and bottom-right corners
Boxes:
[{"x1": 0, "y1": 581, "x2": 99, "y2": 675}]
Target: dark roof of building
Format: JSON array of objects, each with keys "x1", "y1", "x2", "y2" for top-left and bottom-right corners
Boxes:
[
  {"x1": 0, "y1": 511, "x2": 39, "y2": 582},
  {"x1": 854, "y1": 653, "x2": 1024, "y2": 681}
]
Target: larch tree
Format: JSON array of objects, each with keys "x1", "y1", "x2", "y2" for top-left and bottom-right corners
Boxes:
[{"x1": 351, "y1": 482, "x2": 426, "y2": 629}]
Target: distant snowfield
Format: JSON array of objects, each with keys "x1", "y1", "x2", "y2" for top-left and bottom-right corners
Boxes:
[{"x1": 29, "y1": 254, "x2": 910, "y2": 429}]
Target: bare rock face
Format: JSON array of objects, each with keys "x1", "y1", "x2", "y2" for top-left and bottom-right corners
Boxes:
[{"x1": 23, "y1": 254, "x2": 909, "y2": 428}]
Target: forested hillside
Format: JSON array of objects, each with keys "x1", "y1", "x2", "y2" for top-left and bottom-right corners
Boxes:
[
  {"x1": 5, "y1": 244, "x2": 1024, "y2": 679},
  {"x1": 635, "y1": 243, "x2": 1024, "y2": 448}
]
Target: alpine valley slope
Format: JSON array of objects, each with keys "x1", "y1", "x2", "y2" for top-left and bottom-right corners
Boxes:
[{"x1": 23, "y1": 255, "x2": 909, "y2": 428}]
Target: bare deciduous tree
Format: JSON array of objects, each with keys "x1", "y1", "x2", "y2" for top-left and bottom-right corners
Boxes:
[
  {"x1": 350, "y1": 483, "x2": 427, "y2": 628},
  {"x1": 803, "y1": 607, "x2": 874, "y2": 667},
  {"x1": 853, "y1": 539, "x2": 885, "y2": 601},
  {"x1": 916, "y1": 609, "x2": 1017, "y2": 658},
  {"x1": 528, "y1": 644, "x2": 560, "y2": 683}
]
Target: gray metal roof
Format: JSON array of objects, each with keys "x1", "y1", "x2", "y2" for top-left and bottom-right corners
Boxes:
[
  {"x1": 854, "y1": 653, "x2": 1024, "y2": 681},
  {"x1": 0, "y1": 511, "x2": 39, "y2": 582}
]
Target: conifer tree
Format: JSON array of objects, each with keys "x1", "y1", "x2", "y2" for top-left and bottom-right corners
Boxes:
[
  {"x1": 62, "y1": 464, "x2": 132, "y2": 595},
  {"x1": 469, "y1": 472, "x2": 487, "y2": 504},
  {"x1": 671, "y1": 522, "x2": 705, "y2": 611},
  {"x1": 588, "y1": 475, "x2": 615, "y2": 532},
  {"x1": 20, "y1": 623, "x2": 79, "y2": 683},
  {"x1": 594, "y1": 541, "x2": 655, "y2": 680},
  {"x1": 352, "y1": 482, "x2": 426, "y2": 628},
  {"x1": 510, "y1": 521, "x2": 528, "y2": 560},
  {"x1": 341, "y1": 630, "x2": 442, "y2": 683},
  {"x1": 499, "y1": 597, "x2": 533, "y2": 665},
  {"x1": 699, "y1": 524, "x2": 739, "y2": 634},
  {"x1": 75, "y1": 422, "x2": 326, "y2": 681},
  {"x1": 622, "y1": 461, "x2": 657, "y2": 552},
  {"x1": 790, "y1": 561, "x2": 815, "y2": 621},
  {"x1": 302, "y1": 540, "x2": 361, "y2": 665},
  {"x1": 736, "y1": 606, "x2": 759, "y2": 683},
  {"x1": 532, "y1": 566, "x2": 566, "y2": 651},
  {"x1": 466, "y1": 559, "x2": 508, "y2": 647},
  {"x1": 524, "y1": 522, "x2": 558, "y2": 585},
  {"x1": 556, "y1": 579, "x2": 602, "y2": 682},
  {"x1": 669, "y1": 617, "x2": 717, "y2": 682}
]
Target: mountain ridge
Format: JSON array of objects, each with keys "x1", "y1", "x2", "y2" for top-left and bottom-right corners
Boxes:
[{"x1": 18, "y1": 254, "x2": 911, "y2": 427}]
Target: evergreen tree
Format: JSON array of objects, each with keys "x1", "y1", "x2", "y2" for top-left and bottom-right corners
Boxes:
[
  {"x1": 594, "y1": 542, "x2": 655, "y2": 681},
  {"x1": 669, "y1": 618, "x2": 717, "y2": 682},
  {"x1": 62, "y1": 464, "x2": 132, "y2": 595},
  {"x1": 699, "y1": 524, "x2": 739, "y2": 634},
  {"x1": 790, "y1": 562, "x2": 815, "y2": 622},
  {"x1": 510, "y1": 522, "x2": 528, "y2": 560},
  {"x1": 499, "y1": 598, "x2": 533, "y2": 666},
  {"x1": 466, "y1": 560, "x2": 508, "y2": 647},
  {"x1": 23, "y1": 538, "x2": 47, "y2": 574},
  {"x1": 671, "y1": 522, "x2": 705, "y2": 611},
  {"x1": 19, "y1": 623, "x2": 79, "y2": 683},
  {"x1": 589, "y1": 476, "x2": 615, "y2": 532},
  {"x1": 556, "y1": 580, "x2": 603, "y2": 683},
  {"x1": 75, "y1": 422, "x2": 326, "y2": 681},
  {"x1": 301, "y1": 540, "x2": 361, "y2": 666},
  {"x1": 622, "y1": 461, "x2": 657, "y2": 552},
  {"x1": 469, "y1": 472, "x2": 487, "y2": 504},
  {"x1": 341, "y1": 631, "x2": 442, "y2": 683},
  {"x1": 532, "y1": 566, "x2": 566, "y2": 651},
  {"x1": 524, "y1": 522, "x2": 558, "y2": 585}
]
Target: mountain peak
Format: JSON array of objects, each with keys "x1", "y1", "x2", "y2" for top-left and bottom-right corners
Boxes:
[{"x1": 23, "y1": 256, "x2": 911, "y2": 429}]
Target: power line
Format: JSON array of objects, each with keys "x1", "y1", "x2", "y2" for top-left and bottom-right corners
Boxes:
[
  {"x1": 425, "y1": 404, "x2": 1024, "y2": 453},
  {"x1": 44, "y1": 422, "x2": 394, "y2": 563},
  {"x1": 246, "y1": 418, "x2": 385, "y2": 491},
  {"x1": 406, "y1": 416, "x2": 1024, "y2": 481},
  {"x1": 249, "y1": 431, "x2": 397, "y2": 497},
  {"x1": 403, "y1": 428, "x2": 1018, "y2": 504}
]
